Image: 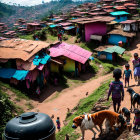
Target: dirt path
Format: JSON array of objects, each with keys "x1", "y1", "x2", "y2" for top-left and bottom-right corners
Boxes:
[
  {"x1": 83, "y1": 34, "x2": 140, "y2": 140},
  {"x1": 32, "y1": 73, "x2": 112, "y2": 126}
]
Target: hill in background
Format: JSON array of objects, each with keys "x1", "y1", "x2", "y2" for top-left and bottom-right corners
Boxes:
[{"x1": 0, "y1": 0, "x2": 98, "y2": 27}]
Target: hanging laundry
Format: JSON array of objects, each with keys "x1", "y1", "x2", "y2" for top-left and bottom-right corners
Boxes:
[
  {"x1": 123, "y1": 24, "x2": 130, "y2": 31},
  {"x1": 26, "y1": 79, "x2": 30, "y2": 89},
  {"x1": 33, "y1": 52, "x2": 51, "y2": 66},
  {"x1": 12, "y1": 70, "x2": 29, "y2": 80}
]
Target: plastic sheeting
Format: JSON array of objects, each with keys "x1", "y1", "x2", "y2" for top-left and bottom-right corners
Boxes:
[
  {"x1": 12, "y1": 70, "x2": 29, "y2": 80},
  {"x1": 0, "y1": 68, "x2": 16, "y2": 79},
  {"x1": 0, "y1": 68, "x2": 29, "y2": 80}
]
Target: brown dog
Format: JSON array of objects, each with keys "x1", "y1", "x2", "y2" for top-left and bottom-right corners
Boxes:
[{"x1": 72, "y1": 110, "x2": 126, "y2": 140}]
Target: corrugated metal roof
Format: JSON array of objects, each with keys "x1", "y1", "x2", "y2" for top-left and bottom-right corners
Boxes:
[
  {"x1": 110, "y1": 11, "x2": 129, "y2": 16},
  {"x1": 120, "y1": 20, "x2": 136, "y2": 24},
  {"x1": 108, "y1": 29, "x2": 136, "y2": 37},
  {"x1": 49, "y1": 42, "x2": 92, "y2": 64},
  {"x1": 0, "y1": 39, "x2": 50, "y2": 61},
  {"x1": 104, "y1": 46, "x2": 125, "y2": 54}
]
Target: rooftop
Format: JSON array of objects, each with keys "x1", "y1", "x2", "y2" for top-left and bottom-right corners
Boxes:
[
  {"x1": 0, "y1": 39, "x2": 50, "y2": 61},
  {"x1": 49, "y1": 42, "x2": 92, "y2": 64},
  {"x1": 110, "y1": 11, "x2": 129, "y2": 16},
  {"x1": 108, "y1": 29, "x2": 136, "y2": 37}
]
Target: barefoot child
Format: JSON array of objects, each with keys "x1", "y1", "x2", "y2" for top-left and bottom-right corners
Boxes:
[
  {"x1": 107, "y1": 69, "x2": 124, "y2": 113},
  {"x1": 123, "y1": 64, "x2": 132, "y2": 87},
  {"x1": 56, "y1": 117, "x2": 61, "y2": 131},
  {"x1": 132, "y1": 53, "x2": 140, "y2": 85}
]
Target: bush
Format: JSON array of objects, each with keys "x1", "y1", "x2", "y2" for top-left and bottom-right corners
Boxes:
[
  {"x1": 34, "y1": 28, "x2": 47, "y2": 41},
  {"x1": 0, "y1": 90, "x2": 18, "y2": 139}
]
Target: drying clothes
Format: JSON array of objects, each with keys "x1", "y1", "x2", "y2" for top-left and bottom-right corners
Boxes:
[
  {"x1": 33, "y1": 55, "x2": 42, "y2": 66},
  {"x1": 37, "y1": 64, "x2": 44, "y2": 71},
  {"x1": 123, "y1": 24, "x2": 130, "y2": 31},
  {"x1": 26, "y1": 79, "x2": 30, "y2": 89},
  {"x1": 12, "y1": 70, "x2": 29, "y2": 80},
  {"x1": 132, "y1": 23, "x2": 136, "y2": 31},
  {"x1": 26, "y1": 69, "x2": 39, "y2": 83},
  {"x1": 33, "y1": 53, "x2": 51, "y2": 66},
  {"x1": 37, "y1": 72, "x2": 44, "y2": 89}
]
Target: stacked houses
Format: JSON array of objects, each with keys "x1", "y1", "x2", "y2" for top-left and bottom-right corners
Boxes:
[{"x1": 0, "y1": 0, "x2": 139, "y2": 94}]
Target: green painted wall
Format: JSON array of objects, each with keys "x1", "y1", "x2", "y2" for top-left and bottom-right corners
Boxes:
[{"x1": 61, "y1": 56, "x2": 75, "y2": 72}]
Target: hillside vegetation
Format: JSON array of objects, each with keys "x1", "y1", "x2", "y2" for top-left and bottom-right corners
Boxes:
[{"x1": 0, "y1": 2, "x2": 15, "y2": 18}]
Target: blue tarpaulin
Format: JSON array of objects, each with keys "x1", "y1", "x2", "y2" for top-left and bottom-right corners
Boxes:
[
  {"x1": 33, "y1": 54, "x2": 51, "y2": 66},
  {"x1": 0, "y1": 68, "x2": 16, "y2": 79},
  {"x1": 13, "y1": 70, "x2": 29, "y2": 80},
  {"x1": 0, "y1": 68, "x2": 29, "y2": 80}
]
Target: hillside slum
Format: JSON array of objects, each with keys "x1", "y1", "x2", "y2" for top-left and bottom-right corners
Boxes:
[{"x1": 0, "y1": 0, "x2": 139, "y2": 95}]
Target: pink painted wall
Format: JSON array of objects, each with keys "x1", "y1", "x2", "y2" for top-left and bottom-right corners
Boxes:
[{"x1": 85, "y1": 22, "x2": 107, "y2": 42}]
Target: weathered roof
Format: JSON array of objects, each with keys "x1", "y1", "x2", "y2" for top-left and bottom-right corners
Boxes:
[
  {"x1": 110, "y1": 11, "x2": 129, "y2": 16},
  {"x1": 104, "y1": 9, "x2": 114, "y2": 13},
  {"x1": 120, "y1": 20, "x2": 136, "y2": 24},
  {"x1": 94, "y1": 45, "x2": 113, "y2": 51},
  {"x1": 128, "y1": 7, "x2": 137, "y2": 9},
  {"x1": 88, "y1": 12, "x2": 107, "y2": 16},
  {"x1": 124, "y1": 3, "x2": 137, "y2": 7},
  {"x1": 104, "y1": 46, "x2": 125, "y2": 55},
  {"x1": 49, "y1": 42, "x2": 92, "y2": 64},
  {"x1": 59, "y1": 22, "x2": 72, "y2": 26},
  {"x1": 27, "y1": 23, "x2": 40, "y2": 26},
  {"x1": 103, "y1": 6, "x2": 114, "y2": 9},
  {"x1": 77, "y1": 16, "x2": 115, "y2": 24},
  {"x1": 0, "y1": 39, "x2": 50, "y2": 61},
  {"x1": 114, "y1": 6, "x2": 127, "y2": 10},
  {"x1": 108, "y1": 29, "x2": 136, "y2": 37}
]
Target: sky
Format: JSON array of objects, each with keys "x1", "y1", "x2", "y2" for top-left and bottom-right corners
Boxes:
[{"x1": 1, "y1": 0, "x2": 52, "y2": 6}]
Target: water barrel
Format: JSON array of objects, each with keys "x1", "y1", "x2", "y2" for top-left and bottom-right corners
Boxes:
[{"x1": 4, "y1": 112, "x2": 56, "y2": 140}]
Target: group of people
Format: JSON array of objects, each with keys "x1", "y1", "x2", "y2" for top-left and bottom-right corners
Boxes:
[{"x1": 107, "y1": 53, "x2": 140, "y2": 130}]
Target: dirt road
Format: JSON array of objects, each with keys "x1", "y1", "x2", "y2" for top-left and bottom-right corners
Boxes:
[{"x1": 33, "y1": 73, "x2": 112, "y2": 126}]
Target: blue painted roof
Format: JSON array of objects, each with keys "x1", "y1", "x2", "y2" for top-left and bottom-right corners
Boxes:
[
  {"x1": 110, "y1": 11, "x2": 129, "y2": 16},
  {"x1": 49, "y1": 24, "x2": 61, "y2": 28}
]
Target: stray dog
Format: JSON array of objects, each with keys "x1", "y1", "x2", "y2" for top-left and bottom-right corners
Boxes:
[
  {"x1": 119, "y1": 107, "x2": 131, "y2": 122},
  {"x1": 72, "y1": 110, "x2": 126, "y2": 140},
  {"x1": 127, "y1": 88, "x2": 140, "y2": 111}
]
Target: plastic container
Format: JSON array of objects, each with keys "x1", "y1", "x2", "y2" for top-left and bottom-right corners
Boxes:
[{"x1": 4, "y1": 112, "x2": 56, "y2": 140}]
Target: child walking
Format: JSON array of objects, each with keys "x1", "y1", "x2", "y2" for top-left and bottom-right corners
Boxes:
[
  {"x1": 56, "y1": 117, "x2": 61, "y2": 131},
  {"x1": 123, "y1": 64, "x2": 132, "y2": 87},
  {"x1": 132, "y1": 53, "x2": 140, "y2": 85},
  {"x1": 107, "y1": 69, "x2": 124, "y2": 113}
]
